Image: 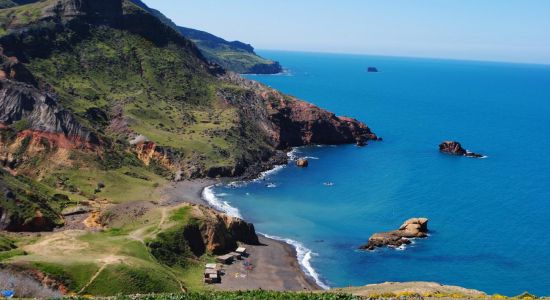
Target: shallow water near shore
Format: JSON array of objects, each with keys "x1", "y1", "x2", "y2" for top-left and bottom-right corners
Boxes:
[{"x1": 211, "y1": 51, "x2": 550, "y2": 295}]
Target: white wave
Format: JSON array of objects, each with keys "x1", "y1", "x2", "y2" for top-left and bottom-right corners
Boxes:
[
  {"x1": 253, "y1": 164, "x2": 286, "y2": 182},
  {"x1": 260, "y1": 233, "x2": 330, "y2": 290},
  {"x1": 222, "y1": 149, "x2": 294, "y2": 190},
  {"x1": 243, "y1": 69, "x2": 293, "y2": 77},
  {"x1": 287, "y1": 148, "x2": 300, "y2": 160},
  {"x1": 266, "y1": 183, "x2": 278, "y2": 188},
  {"x1": 302, "y1": 156, "x2": 319, "y2": 160},
  {"x1": 201, "y1": 185, "x2": 242, "y2": 218},
  {"x1": 465, "y1": 150, "x2": 488, "y2": 159}
]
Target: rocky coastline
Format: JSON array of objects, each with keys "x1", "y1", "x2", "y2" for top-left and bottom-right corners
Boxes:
[{"x1": 160, "y1": 178, "x2": 322, "y2": 291}]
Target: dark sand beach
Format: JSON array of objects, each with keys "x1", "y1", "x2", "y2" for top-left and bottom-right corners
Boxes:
[{"x1": 160, "y1": 180, "x2": 320, "y2": 291}]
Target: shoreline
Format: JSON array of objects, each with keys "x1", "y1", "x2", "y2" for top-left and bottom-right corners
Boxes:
[{"x1": 160, "y1": 177, "x2": 322, "y2": 291}]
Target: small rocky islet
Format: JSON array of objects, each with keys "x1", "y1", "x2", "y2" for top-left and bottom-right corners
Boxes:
[
  {"x1": 439, "y1": 141, "x2": 484, "y2": 158},
  {"x1": 360, "y1": 218, "x2": 429, "y2": 251}
]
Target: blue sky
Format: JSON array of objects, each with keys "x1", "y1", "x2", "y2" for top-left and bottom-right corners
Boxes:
[{"x1": 142, "y1": 0, "x2": 550, "y2": 64}]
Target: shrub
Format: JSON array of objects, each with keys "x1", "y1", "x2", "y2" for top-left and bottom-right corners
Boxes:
[
  {"x1": 11, "y1": 119, "x2": 30, "y2": 132},
  {"x1": 147, "y1": 225, "x2": 194, "y2": 267}
]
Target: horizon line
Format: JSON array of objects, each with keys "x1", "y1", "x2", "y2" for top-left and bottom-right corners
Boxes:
[{"x1": 255, "y1": 48, "x2": 550, "y2": 67}]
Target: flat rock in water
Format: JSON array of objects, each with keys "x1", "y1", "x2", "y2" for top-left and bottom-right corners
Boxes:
[{"x1": 360, "y1": 218, "x2": 429, "y2": 251}]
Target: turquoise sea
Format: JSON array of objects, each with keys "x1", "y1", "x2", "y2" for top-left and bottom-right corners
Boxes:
[{"x1": 206, "y1": 51, "x2": 550, "y2": 295}]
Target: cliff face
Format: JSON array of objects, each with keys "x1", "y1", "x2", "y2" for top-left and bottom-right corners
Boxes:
[
  {"x1": 0, "y1": 80, "x2": 98, "y2": 144},
  {"x1": 148, "y1": 204, "x2": 259, "y2": 264},
  {"x1": 41, "y1": 0, "x2": 123, "y2": 26},
  {"x1": 0, "y1": 54, "x2": 37, "y2": 85},
  {"x1": 221, "y1": 73, "x2": 378, "y2": 149},
  {"x1": 189, "y1": 204, "x2": 259, "y2": 255}
]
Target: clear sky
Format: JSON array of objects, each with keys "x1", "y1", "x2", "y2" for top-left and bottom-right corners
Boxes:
[{"x1": 142, "y1": 0, "x2": 550, "y2": 65}]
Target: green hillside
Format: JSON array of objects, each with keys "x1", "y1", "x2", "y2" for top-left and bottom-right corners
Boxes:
[
  {"x1": 0, "y1": 0, "x2": 376, "y2": 297},
  {"x1": 130, "y1": 0, "x2": 283, "y2": 74}
]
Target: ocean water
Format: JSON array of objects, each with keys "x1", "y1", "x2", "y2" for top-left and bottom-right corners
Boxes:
[{"x1": 207, "y1": 51, "x2": 550, "y2": 295}]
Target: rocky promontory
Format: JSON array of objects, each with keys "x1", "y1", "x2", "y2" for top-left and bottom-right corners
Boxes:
[
  {"x1": 439, "y1": 141, "x2": 484, "y2": 158},
  {"x1": 360, "y1": 218, "x2": 429, "y2": 251}
]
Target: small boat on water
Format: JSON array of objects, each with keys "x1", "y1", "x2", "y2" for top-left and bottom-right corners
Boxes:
[
  {"x1": 323, "y1": 182, "x2": 334, "y2": 186},
  {"x1": 367, "y1": 67, "x2": 379, "y2": 73}
]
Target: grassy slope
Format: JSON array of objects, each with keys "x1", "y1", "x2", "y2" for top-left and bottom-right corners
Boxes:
[
  {"x1": 0, "y1": 0, "x2": 16, "y2": 9},
  {"x1": 25, "y1": 24, "x2": 269, "y2": 174},
  {"x1": 0, "y1": 169, "x2": 70, "y2": 230},
  {"x1": 0, "y1": 0, "x2": 49, "y2": 34},
  {"x1": 5, "y1": 202, "x2": 214, "y2": 295},
  {"x1": 193, "y1": 40, "x2": 280, "y2": 74},
  {"x1": 0, "y1": 0, "x2": 271, "y2": 295},
  {"x1": 0, "y1": 0, "x2": 272, "y2": 198}
]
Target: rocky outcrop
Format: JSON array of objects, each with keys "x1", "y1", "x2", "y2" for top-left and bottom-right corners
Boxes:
[
  {"x1": 360, "y1": 218, "x2": 429, "y2": 251},
  {"x1": 439, "y1": 141, "x2": 483, "y2": 158},
  {"x1": 42, "y1": 0, "x2": 123, "y2": 26},
  {"x1": 220, "y1": 73, "x2": 379, "y2": 150},
  {"x1": 189, "y1": 204, "x2": 260, "y2": 255},
  {"x1": 0, "y1": 52, "x2": 37, "y2": 86},
  {"x1": 0, "y1": 265, "x2": 66, "y2": 298},
  {"x1": 338, "y1": 281, "x2": 487, "y2": 298},
  {"x1": 296, "y1": 158, "x2": 309, "y2": 168},
  {"x1": 133, "y1": 141, "x2": 175, "y2": 168},
  {"x1": 0, "y1": 80, "x2": 99, "y2": 145},
  {"x1": 246, "y1": 61, "x2": 283, "y2": 75}
]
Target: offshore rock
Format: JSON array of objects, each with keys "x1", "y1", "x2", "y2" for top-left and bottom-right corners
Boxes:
[
  {"x1": 296, "y1": 158, "x2": 309, "y2": 167},
  {"x1": 439, "y1": 141, "x2": 483, "y2": 158},
  {"x1": 360, "y1": 218, "x2": 429, "y2": 251}
]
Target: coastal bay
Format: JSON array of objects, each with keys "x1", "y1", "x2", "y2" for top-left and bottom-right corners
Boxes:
[
  {"x1": 161, "y1": 180, "x2": 320, "y2": 291},
  {"x1": 209, "y1": 51, "x2": 550, "y2": 295}
]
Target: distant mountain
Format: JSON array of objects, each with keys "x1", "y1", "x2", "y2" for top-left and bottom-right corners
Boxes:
[
  {"x1": 0, "y1": 0, "x2": 36, "y2": 8},
  {"x1": 130, "y1": 0, "x2": 282, "y2": 74},
  {"x1": 178, "y1": 26, "x2": 282, "y2": 74}
]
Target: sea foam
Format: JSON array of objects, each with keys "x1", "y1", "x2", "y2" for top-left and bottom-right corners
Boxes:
[
  {"x1": 201, "y1": 146, "x2": 330, "y2": 290},
  {"x1": 201, "y1": 185, "x2": 242, "y2": 218}
]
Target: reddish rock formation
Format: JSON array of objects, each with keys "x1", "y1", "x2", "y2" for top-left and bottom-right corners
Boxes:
[
  {"x1": 0, "y1": 80, "x2": 99, "y2": 145},
  {"x1": 220, "y1": 73, "x2": 378, "y2": 150},
  {"x1": 360, "y1": 218, "x2": 429, "y2": 251},
  {"x1": 0, "y1": 52, "x2": 37, "y2": 86},
  {"x1": 133, "y1": 141, "x2": 174, "y2": 167},
  {"x1": 296, "y1": 158, "x2": 309, "y2": 168},
  {"x1": 439, "y1": 141, "x2": 483, "y2": 158},
  {"x1": 185, "y1": 204, "x2": 260, "y2": 255}
]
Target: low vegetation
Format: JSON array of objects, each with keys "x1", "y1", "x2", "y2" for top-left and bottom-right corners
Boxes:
[
  {"x1": 0, "y1": 169, "x2": 69, "y2": 231},
  {"x1": 147, "y1": 226, "x2": 196, "y2": 267},
  {"x1": 109, "y1": 291, "x2": 365, "y2": 300}
]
